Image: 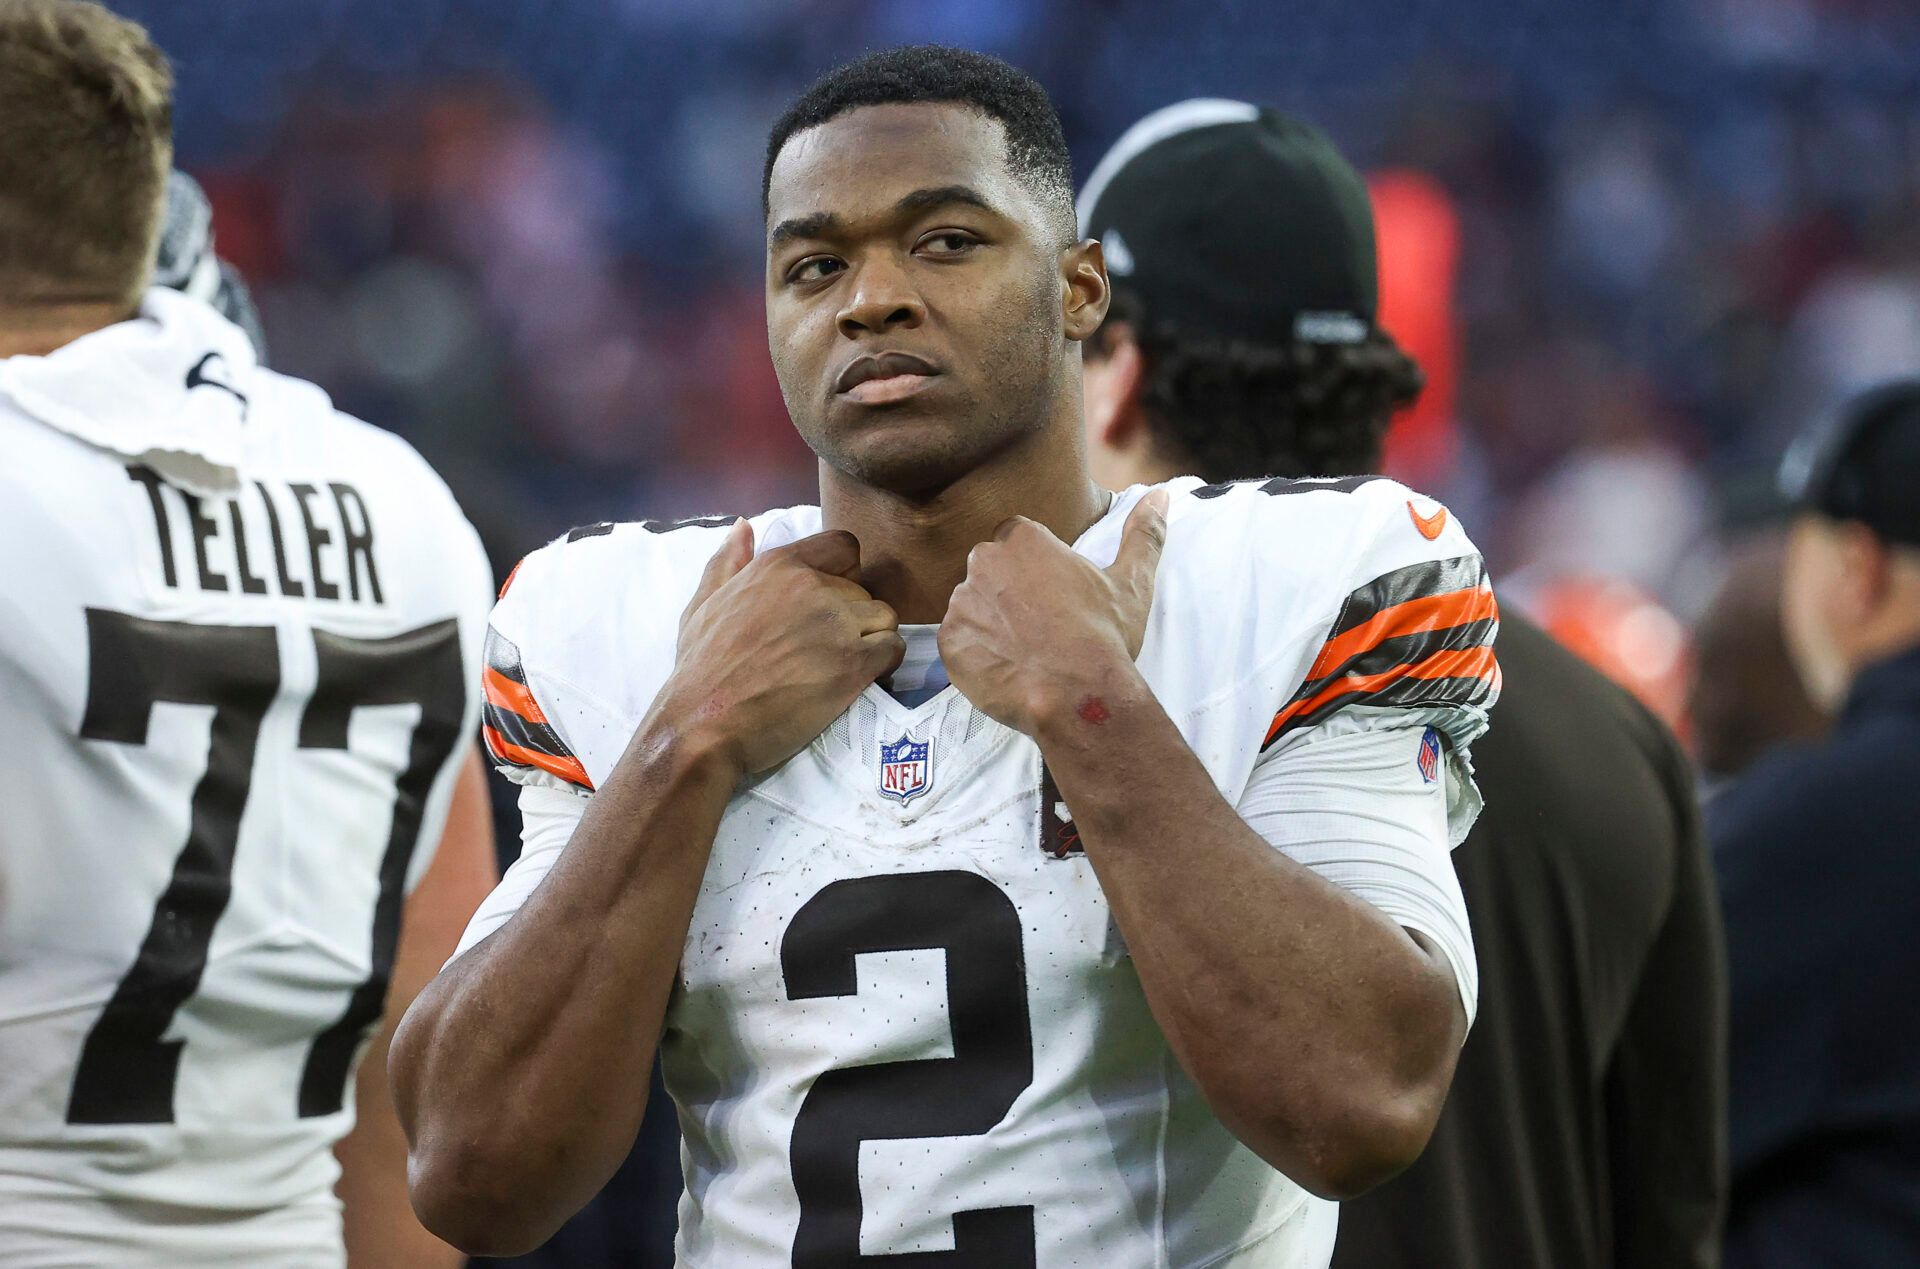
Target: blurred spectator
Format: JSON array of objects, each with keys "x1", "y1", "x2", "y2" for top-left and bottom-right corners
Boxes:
[
  {"x1": 1689, "y1": 533, "x2": 1827, "y2": 786},
  {"x1": 1711, "y1": 382, "x2": 1920, "y2": 1267}
]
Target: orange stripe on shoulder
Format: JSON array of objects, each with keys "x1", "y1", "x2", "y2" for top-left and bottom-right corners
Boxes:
[
  {"x1": 484, "y1": 724, "x2": 593, "y2": 790},
  {"x1": 483, "y1": 665, "x2": 549, "y2": 725},
  {"x1": 1267, "y1": 644, "x2": 1498, "y2": 745},
  {"x1": 1309, "y1": 584, "x2": 1498, "y2": 680},
  {"x1": 498, "y1": 559, "x2": 524, "y2": 599}
]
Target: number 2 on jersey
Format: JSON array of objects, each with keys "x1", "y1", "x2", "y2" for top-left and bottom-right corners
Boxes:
[
  {"x1": 65, "y1": 611, "x2": 464, "y2": 1125},
  {"x1": 782, "y1": 871, "x2": 1037, "y2": 1267}
]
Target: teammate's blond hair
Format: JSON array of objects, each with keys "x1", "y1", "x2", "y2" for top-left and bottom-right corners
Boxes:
[{"x1": 0, "y1": 0, "x2": 172, "y2": 309}]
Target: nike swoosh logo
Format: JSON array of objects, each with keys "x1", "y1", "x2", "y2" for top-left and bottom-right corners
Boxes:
[
  {"x1": 1408, "y1": 500, "x2": 1447, "y2": 541},
  {"x1": 185, "y1": 351, "x2": 249, "y2": 413}
]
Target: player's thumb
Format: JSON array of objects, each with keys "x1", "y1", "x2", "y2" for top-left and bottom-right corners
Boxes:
[
  {"x1": 687, "y1": 518, "x2": 754, "y2": 613},
  {"x1": 1107, "y1": 488, "x2": 1170, "y2": 601}
]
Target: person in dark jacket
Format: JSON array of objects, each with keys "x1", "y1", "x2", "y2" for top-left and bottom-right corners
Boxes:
[
  {"x1": 1711, "y1": 381, "x2": 1920, "y2": 1268},
  {"x1": 1078, "y1": 100, "x2": 1726, "y2": 1268}
]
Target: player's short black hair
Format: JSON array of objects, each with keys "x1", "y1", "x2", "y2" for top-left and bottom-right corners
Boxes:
[
  {"x1": 763, "y1": 45, "x2": 1076, "y2": 244},
  {"x1": 1097, "y1": 287, "x2": 1426, "y2": 482}
]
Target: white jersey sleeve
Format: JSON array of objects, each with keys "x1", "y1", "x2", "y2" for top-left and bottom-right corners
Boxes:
[
  {"x1": 1125, "y1": 474, "x2": 1496, "y2": 1022},
  {"x1": 1238, "y1": 474, "x2": 1497, "y2": 767},
  {"x1": 1133, "y1": 474, "x2": 1498, "y2": 802},
  {"x1": 1240, "y1": 475, "x2": 1494, "y2": 1024},
  {"x1": 451, "y1": 782, "x2": 584, "y2": 960},
  {"x1": 1238, "y1": 719, "x2": 1478, "y2": 1026}
]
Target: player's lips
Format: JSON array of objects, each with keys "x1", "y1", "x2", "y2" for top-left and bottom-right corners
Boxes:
[{"x1": 834, "y1": 352, "x2": 941, "y2": 405}]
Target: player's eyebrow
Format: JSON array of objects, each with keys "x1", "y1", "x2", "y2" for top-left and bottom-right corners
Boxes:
[
  {"x1": 768, "y1": 185, "x2": 1001, "y2": 250},
  {"x1": 890, "y1": 184, "x2": 998, "y2": 218},
  {"x1": 769, "y1": 211, "x2": 839, "y2": 250}
]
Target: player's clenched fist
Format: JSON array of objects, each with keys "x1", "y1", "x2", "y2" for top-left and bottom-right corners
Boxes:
[
  {"x1": 660, "y1": 522, "x2": 904, "y2": 775},
  {"x1": 940, "y1": 489, "x2": 1169, "y2": 736}
]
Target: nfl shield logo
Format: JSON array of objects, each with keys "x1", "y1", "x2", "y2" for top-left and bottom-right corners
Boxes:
[
  {"x1": 1417, "y1": 727, "x2": 1441, "y2": 784},
  {"x1": 878, "y1": 732, "x2": 933, "y2": 805}
]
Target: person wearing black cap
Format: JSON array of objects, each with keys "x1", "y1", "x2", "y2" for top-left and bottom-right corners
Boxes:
[
  {"x1": 1710, "y1": 381, "x2": 1920, "y2": 1268},
  {"x1": 1080, "y1": 101, "x2": 1727, "y2": 1269},
  {"x1": 1076, "y1": 100, "x2": 1423, "y2": 491}
]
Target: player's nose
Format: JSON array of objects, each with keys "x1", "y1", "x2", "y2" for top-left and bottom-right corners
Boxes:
[{"x1": 836, "y1": 258, "x2": 925, "y2": 338}]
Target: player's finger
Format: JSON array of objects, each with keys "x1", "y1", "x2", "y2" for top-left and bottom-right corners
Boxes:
[
  {"x1": 848, "y1": 599, "x2": 899, "y2": 637},
  {"x1": 860, "y1": 629, "x2": 908, "y2": 681},
  {"x1": 686, "y1": 519, "x2": 753, "y2": 615},
  {"x1": 815, "y1": 572, "x2": 878, "y2": 605},
  {"x1": 788, "y1": 529, "x2": 863, "y2": 581},
  {"x1": 992, "y1": 515, "x2": 1033, "y2": 543},
  {"x1": 1106, "y1": 488, "x2": 1170, "y2": 600}
]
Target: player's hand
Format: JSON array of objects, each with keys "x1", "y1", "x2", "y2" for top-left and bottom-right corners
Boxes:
[
  {"x1": 660, "y1": 522, "x2": 904, "y2": 775},
  {"x1": 940, "y1": 489, "x2": 1169, "y2": 736}
]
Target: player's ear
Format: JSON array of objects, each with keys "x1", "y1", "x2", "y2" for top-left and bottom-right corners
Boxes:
[
  {"x1": 1840, "y1": 521, "x2": 1894, "y2": 616},
  {"x1": 1061, "y1": 238, "x2": 1110, "y2": 343}
]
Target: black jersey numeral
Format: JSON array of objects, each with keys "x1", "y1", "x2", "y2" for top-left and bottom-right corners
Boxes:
[
  {"x1": 66, "y1": 612, "x2": 464, "y2": 1125},
  {"x1": 1191, "y1": 473, "x2": 1382, "y2": 499},
  {"x1": 781, "y1": 871, "x2": 1036, "y2": 1268},
  {"x1": 295, "y1": 621, "x2": 465, "y2": 1116},
  {"x1": 66, "y1": 613, "x2": 279, "y2": 1124}
]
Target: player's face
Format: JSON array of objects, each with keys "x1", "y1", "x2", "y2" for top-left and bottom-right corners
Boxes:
[{"x1": 765, "y1": 103, "x2": 1094, "y2": 497}]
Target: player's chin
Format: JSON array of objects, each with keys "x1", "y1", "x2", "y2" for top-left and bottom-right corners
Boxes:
[{"x1": 825, "y1": 412, "x2": 992, "y2": 496}]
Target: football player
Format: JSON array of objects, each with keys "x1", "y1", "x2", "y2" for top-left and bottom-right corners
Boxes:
[
  {"x1": 0, "y1": 4, "x2": 496, "y2": 1266},
  {"x1": 395, "y1": 47, "x2": 1495, "y2": 1267}
]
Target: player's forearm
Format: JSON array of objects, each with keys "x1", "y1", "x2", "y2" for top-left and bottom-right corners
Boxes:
[
  {"x1": 1033, "y1": 664, "x2": 1464, "y2": 1199},
  {"x1": 392, "y1": 714, "x2": 737, "y2": 1256}
]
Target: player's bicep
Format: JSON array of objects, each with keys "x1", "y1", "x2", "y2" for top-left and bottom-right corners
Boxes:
[
  {"x1": 449, "y1": 778, "x2": 587, "y2": 963},
  {"x1": 1239, "y1": 718, "x2": 1479, "y2": 1029}
]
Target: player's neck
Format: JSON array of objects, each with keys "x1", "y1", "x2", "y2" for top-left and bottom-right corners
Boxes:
[
  {"x1": 0, "y1": 298, "x2": 136, "y2": 358},
  {"x1": 821, "y1": 424, "x2": 1109, "y2": 626}
]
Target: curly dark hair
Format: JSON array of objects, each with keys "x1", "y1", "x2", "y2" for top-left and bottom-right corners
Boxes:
[
  {"x1": 763, "y1": 45, "x2": 1075, "y2": 244},
  {"x1": 1097, "y1": 288, "x2": 1426, "y2": 483}
]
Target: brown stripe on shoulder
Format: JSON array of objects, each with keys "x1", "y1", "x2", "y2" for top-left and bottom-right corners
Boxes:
[
  {"x1": 481, "y1": 625, "x2": 589, "y2": 786},
  {"x1": 1330, "y1": 555, "x2": 1489, "y2": 636}
]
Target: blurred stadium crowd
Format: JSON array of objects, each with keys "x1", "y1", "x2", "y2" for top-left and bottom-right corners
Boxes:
[{"x1": 117, "y1": 0, "x2": 1920, "y2": 658}]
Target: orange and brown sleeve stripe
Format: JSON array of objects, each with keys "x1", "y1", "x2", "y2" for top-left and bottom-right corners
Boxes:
[
  {"x1": 481, "y1": 626, "x2": 593, "y2": 790},
  {"x1": 1265, "y1": 554, "x2": 1500, "y2": 749}
]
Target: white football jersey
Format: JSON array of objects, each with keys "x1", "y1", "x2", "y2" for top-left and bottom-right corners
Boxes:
[
  {"x1": 465, "y1": 475, "x2": 1498, "y2": 1268},
  {"x1": 0, "y1": 291, "x2": 492, "y2": 1263}
]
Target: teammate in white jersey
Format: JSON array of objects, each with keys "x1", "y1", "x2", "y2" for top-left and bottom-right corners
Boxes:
[
  {"x1": 0, "y1": 5, "x2": 497, "y2": 1265},
  {"x1": 396, "y1": 47, "x2": 1496, "y2": 1267}
]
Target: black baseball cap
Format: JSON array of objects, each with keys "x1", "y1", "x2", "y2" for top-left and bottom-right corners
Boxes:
[
  {"x1": 1077, "y1": 99, "x2": 1378, "y2": 346},
  {"x1": 1779, "y1": 378, "x2": 1920, "y2": 547}
]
